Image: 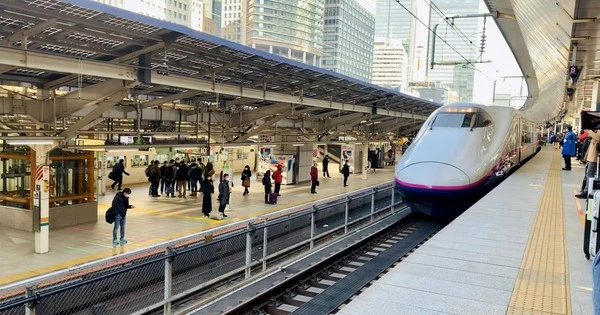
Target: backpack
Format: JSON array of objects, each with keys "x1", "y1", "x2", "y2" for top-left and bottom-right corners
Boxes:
[
  {"x1": 105, "y1": 207, "x2": 116, "y2": 224},
  {"x1": 145, "y1": 166, "x2": 151, "y2": 177}
]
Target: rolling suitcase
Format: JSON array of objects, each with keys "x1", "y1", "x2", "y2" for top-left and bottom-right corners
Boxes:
[
  {"x1": 585, "y1": 190, "x2": 600, "y2": 259},
  {"x1": 584, "y1": 157, "x2": 600, "y2": 259},
  {"x1": 269, "y1": 192, "x2": 278, "y2": 205}
]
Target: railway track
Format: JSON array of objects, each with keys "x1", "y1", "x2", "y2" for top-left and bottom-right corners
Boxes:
[{"x1": 193, "y1": 216, "x2": 445, "y2": 315}]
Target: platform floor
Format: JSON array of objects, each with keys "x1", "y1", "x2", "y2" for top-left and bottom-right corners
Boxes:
[
  {"x1": 338, "y1": 147, "x2": 593, "y2": 315},
  {"x1": 0, "y1": 167, "x2": 393, "y2": 286}
]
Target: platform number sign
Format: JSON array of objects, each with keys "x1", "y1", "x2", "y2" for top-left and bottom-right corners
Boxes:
[{"x1": 569, "y1": 66, "x2": 581, "y2": 84}]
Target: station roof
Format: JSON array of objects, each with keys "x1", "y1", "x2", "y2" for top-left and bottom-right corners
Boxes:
[{"x1": 0, "y1": 0, "x2": 439, "y2": 120}]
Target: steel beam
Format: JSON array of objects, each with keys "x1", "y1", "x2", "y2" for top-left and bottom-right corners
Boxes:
[
  {"x1": 53, "y1": 79, "x2": 131, "y2": 119},
  {"x1": 326, "y1": 113, "x2": 365, "y2": 128},
  {"x1": 141, "y1": 90, "x2": 201, "y2": 108},
  {"x1": 59, "y1": 90, "x2": 127, "y2": 141},
  {"x1": 195, "y1": 62, "x2": 240, "y2": 78},
  {"x1": 0, "y1": 47, "x2": 428, "y2": 120},
  {"x1": 1, "y1": 19, "x2": 57, "y2": 45},
  {"x1": 233, "y1": 109, "x2": 293, "y2": 142}
]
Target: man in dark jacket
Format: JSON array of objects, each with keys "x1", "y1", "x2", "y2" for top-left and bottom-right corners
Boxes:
[
  {"x1": 112, "y1": 188, "x2": 134, "y2": 246},
  {"x1": 110, "y1": 159, "x2": 130, "y2": 190},
  {"x1": 322, "y1": 155, "x2": 330, "y2": 178},
  {"x1": 341, "y1": 160, "x2": 350, "y2": 187},
  {"x1": 176, "y1": 161, "x2": 190, "y2": 198},
  {"x1": 159, "y1": 161, "x2": 168, "y2": 195},
  {"x1": 149, "y1": 161, "x2": 161, "y2": 197}
]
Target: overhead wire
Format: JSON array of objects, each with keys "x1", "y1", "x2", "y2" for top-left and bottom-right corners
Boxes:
[
  {"x1": 426, "y1": 0, "x2": 478, "y2": 55},
  {"x1": 391, "y1": 0, "x2": 473, "y2": 66}
]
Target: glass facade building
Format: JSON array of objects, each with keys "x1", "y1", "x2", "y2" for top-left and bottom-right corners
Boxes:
[
  {"x1": 245, "y1": 0, "x2": 325, "y2": 66},
  {"x1": 374, "y1": 0, "x2": 413, "y2": 52},
  {"x1": 323, "y1": 0, "x2": 376, "y2": 82}
]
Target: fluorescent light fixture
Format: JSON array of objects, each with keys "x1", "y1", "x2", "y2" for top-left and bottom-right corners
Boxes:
[
  {"x1": 5, "y1": 139, "x2": 55, "y2": 145},
  {"x1": 292, "y1": 143, "x2": 305, "y2": 146}
]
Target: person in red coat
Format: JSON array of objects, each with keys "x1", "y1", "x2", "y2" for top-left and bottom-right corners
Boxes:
[
  {"x1": 272, "y1": 165, "x2": 283, "y2": 196},
  {"x1": 310, "y1": 162, "x2": 318, "y2": 194}
]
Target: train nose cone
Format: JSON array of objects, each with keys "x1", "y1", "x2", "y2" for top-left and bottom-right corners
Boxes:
[{"x1": 397, "y1": 162, "x2": 471, "y2": 189}]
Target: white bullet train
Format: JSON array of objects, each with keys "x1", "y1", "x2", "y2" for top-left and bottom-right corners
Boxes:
[{"x1": 395, "y1": 102, "x2": 541, "y2": 217}]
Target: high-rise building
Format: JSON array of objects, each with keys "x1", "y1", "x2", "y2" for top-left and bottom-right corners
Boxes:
[
  {"x1": 372, "y1": 38, "x2": 408, "y2": 91},
  {"x1": 374, "y1": 0, "x2": 412, "y2": 51},
  {"x1": 221, "y1": 0, "x2": 244, "y2": 43},
  {"x1": 245, "y1": 0, "x2": 325, "y2": 66},
  {"x1": 426, "y1": 0, "x2": 481, "y2": 102},
  {"x1": 323, "y1": 0, "x2": 376, "y2": 82},
  {"x1": 373, "y1": 0, "x2": 430, "y2": 83},
  {"x1": 94, "y1": 0, "x2": 221, "y2": 35}
]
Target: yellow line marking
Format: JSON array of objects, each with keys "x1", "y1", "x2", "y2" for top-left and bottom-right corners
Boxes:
[
  {"x1": 0, "y1": 182, "x2": 385, "y2": 286},
  {"x1": 507, "y1": 152, "x2": 571, "y2": 314}
]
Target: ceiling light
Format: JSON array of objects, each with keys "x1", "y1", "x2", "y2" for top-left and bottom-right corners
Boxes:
[
  {"x1": 106, "y1": 148, "x2": 139, "y2": 152},
  {"x1": 5, "y1": 139, "x2": 55, "y2": 145},
  {"x1": 292, "y1": 143, "x2": 305, "y2": 146}
]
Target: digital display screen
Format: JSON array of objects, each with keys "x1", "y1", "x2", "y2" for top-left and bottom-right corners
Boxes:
[{"x1": 580, "y1": 111, "x2": 600, "y2": 130}]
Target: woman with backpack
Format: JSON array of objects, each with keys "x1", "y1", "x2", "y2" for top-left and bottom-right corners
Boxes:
[{"x1": 241, "y1": 165, "x2": 252, "y2": 196}]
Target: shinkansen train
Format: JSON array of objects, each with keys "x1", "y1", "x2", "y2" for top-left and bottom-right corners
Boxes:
[{"x1": 395, "y1": 103, "x2": 541, "y2": 217}]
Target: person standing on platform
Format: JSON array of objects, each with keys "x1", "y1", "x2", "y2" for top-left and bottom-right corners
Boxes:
[
  {"x1": 165, "y1": 159, "x2": 176, "y2": 198},
  {"x1": 561, "y1": 126, "x2": 576, "y2": 171},
  {"x1": 112, "y1": 188, "x2": 134, "y2": 246},
  {"x1": 159, "y1": 161, "x2": 168, "y2": 195},
  {"x1": 189, "y1": 162, "x2": 202, "y2": 197},
  {"x1": 176, "y1": 161, "x2": 190, "y2": 198},
  {"x1": 218, "y1": 174, "x2": 230, "y2": 218},
  {"x1": 201, "y1": 175, "x2": 214, "y2": 218},
  {"x1": 272, "y1": 165, "x2": 283, "y2": 196},
  {"x1": 110, "y1": 159, "x2": 130, "y2": 190},
  {"x1": 310, "y1": 163, "x2": 318, "y2": 194},
  {"x1": 262, "y1": 170, "x2": 272, "y2": 204},
  {"x1": 149, "y1": 161, "x2": 161, "y2": 197},
  {"x1": 241, "y1": 165, "x2": 252, "y2": 196},
  {"x1": 322, "y1": 155, "x2": 331, "y2": 178},
  {"x1": 341, "y1": 160, "x2": 350, "y2": 187}
]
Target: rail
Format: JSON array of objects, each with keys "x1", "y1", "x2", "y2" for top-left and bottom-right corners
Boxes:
[{"x1": 0, "y1": 181, "x2": 402, "y2": 315}]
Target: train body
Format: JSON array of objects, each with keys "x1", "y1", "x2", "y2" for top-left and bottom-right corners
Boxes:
[{"x1": 395, "y1": 103, "x2": 541, "y2": 217}]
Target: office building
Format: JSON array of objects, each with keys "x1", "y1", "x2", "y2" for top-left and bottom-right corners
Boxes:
[
  {"x1": 245, "y1": 0, "x2": 325, "y2": 66},
  {"x1": 323, "y1": 0, "x2": 376, "y2": 81},
  {"x1": 372, "y1": 38, "x2": 408, "y2": 91}
]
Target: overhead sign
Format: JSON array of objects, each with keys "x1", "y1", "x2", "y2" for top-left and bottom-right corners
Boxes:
[{"x1": 569, "y1": 66, "x2": 582, "y2": 84}]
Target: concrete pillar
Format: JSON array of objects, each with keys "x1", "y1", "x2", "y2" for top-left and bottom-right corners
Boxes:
[
  {"x1": 31, "y1": 143, "x2": 53, "y2": 254},
  {"x1": 302, "y1": 51, "x2": 307, "y2": 64},
  {"x1": 96, "y1": 151, "x2": 106, "y2": 196},
  {"x1": 593, "y1": 80, "x2": 600, "y2": 111},
  {"x1": 362, "y1": 142, "x2": 368, "y2": 180},
  {"x1": 313, "y1": 54, "x2": 317, "y2": 66},
  {"x1": 288, "y1": 48, "x2": 292, "y2": 59},
  {"x1": 269, "y1": 45, "x2": 273, "y2": 54}
]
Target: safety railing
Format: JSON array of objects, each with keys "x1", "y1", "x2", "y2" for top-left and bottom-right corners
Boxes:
[{"x1": 0, "y1": 182, "x2": 403, "y2": 315}]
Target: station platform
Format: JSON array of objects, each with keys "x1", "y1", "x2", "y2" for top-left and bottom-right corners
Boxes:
[
  {"x1": 338, "y1": 147, "x2": 594, "y2": 315},
  {"x1": 0, "y1": 167, "x2": 393, "y2": 286}
]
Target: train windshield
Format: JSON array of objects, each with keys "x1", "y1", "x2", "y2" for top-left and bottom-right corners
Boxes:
[{"x1": 431, "y1": 107, "x2": 492, "y2": 128}]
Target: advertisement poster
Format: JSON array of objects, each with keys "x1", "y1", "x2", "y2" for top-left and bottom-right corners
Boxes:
[{"x1": 341, "y1": 145, "x2": 354, "y2": 173}]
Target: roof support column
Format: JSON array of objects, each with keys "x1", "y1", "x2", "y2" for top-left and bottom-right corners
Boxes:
[{"x1": 31, "y1": 143, "x2": 56, "y2": 254}]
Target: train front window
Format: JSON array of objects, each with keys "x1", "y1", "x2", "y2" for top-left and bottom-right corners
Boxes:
[{"x1": 431, "y1": 113, "x2": 476, "y2": 128}]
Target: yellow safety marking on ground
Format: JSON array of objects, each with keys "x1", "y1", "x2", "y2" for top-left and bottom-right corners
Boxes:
[
  {"x1": 0, "y1": 185, "x2": 373, "y2": 286},
  {"x1": 507, "y1": 153, "x2": 571, "y2": 315},
  {"x1": 573, "y1": 190, "x2": 586, "y2": 228}
]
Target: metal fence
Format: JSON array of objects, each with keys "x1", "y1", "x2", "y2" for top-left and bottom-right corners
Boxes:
[{"x1": 0, "y1": 182, "x2": 403, "y2": 315}]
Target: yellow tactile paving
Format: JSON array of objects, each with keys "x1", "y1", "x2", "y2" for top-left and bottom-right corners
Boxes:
[{"x1": 507, "y1": 152, "x2": 571, "y2": 315}]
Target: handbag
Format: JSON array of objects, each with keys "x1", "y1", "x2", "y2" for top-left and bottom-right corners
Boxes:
[
  {"x1": 243, "y1": 178, "x2": 250, "y2": 187},
  {"x1": 108, "y1": 171, "x2": 116, "y2": 181},
  {"x1": 316, "y1": 180, "x2": 320, "y2": 186}
]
